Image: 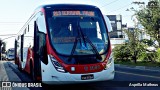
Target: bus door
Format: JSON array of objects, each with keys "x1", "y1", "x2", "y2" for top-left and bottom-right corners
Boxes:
[{"x1": 33, "y1": 21, "x2": 47, "y2": 80}]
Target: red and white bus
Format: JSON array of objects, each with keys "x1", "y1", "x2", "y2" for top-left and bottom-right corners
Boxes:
[{"x1": 14, "y1": 4, "x2": 114, "y2": 84}]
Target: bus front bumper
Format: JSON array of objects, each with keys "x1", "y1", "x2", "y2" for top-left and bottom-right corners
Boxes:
[{"x1": 41, "y1": 59, "x2": 115, "y2": 85}]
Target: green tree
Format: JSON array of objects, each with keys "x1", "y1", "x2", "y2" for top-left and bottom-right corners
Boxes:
[
  {"x1": 136, "y1": 0, "x2": 160, "y2": 47},
  {"x1": 113, "y1": 44, "x2": 132, "y2": 62},
  {"x1": 124, "y1": 28, "x2": 146, "y2": 63},
  {"x1": 140, "y1": 39, "x2": 154, "y2": 46},
  {"x1": 157, "y1": 48, "x2": 160, "y2": 62}
]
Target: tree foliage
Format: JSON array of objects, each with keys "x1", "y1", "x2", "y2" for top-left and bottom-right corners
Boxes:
[
  {"x1": 125, "y1": 28, "x2": 147, "y2": 63},
  {"x1": 157, "y1": 48, "x2": 160, "y2": 62},
  {"x1": 136, "y1": 0, "x2": 160, "y2": 47},
  {"x1": 113, "y1": 29, "x2": 146, "y2": 63},
  {"x1": 113, "y1": 0, "x2": 160, "y2": 64},
  {"x1": 113, "y1": 44, "x2": 132, "y2": 62}
]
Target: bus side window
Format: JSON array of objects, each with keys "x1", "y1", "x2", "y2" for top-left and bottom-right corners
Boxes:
[{"x1": 35, "y1": 21, "x2": 48, "y2": 65}]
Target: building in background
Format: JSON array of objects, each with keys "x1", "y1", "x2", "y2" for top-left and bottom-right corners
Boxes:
[
  {"x1": 107, "y1": 15, "x2": 123, "y2": 38},
  {"x1": 106, "y1": 15, "x2": 151, "y2": 48},
  {"x1": 106, "y1": 15, "x2": 125, "y2": 48},
  {"x1": 124, "y1": 27, "x2": 150, "y2": 42}
]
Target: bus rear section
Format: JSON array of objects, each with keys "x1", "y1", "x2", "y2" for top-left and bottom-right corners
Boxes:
[{"x1": 15, "y1": 4, "x2": 114, "y2": 84}]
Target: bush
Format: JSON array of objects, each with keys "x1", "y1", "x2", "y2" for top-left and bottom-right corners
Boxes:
[
  {"x1": 156, "y1": 48, "x2": 160, "y2": 62},
  {"x1": 113, "y1": 44, "x2": 132, "y2": 62},
  {"x1": 138, "y1": 51, "x2": 158, "y2": 62},
  {"x1": 147, "y1": 52, "x2": 157, "y2": 62},
  {"x1": 138, "y1": 52, "x2": 148, "y2": 61},
  {"x1": 140, "y1": 39, "x2": 154, "y2": 46}
]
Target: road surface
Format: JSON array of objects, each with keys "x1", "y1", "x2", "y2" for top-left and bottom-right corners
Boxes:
[{"x1": 0, "y1": 61, "x2": 160, "y2": 90}]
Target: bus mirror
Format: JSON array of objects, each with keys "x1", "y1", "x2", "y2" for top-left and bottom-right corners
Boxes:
[{"x1": 37, "y1": 31, "x2": 48, "y2": 65}]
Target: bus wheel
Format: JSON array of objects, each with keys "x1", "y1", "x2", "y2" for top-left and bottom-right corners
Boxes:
[{"x1": 30, "y1": 62, "x2": 35, "y2": 81}]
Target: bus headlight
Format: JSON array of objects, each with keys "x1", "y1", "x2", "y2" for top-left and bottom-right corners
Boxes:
[
  {"x1": 49, "y1": 55, "x2": 66, "y2": 73},
  {"x1": 107, "y1": 56, "x2": 112, "y2": 64},
  {"x1": 105, "y1": 54, "x2": 113, "y2": 69}
]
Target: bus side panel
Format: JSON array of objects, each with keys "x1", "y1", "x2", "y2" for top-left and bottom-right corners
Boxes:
[
  {"x1": 16, "y1": 15, "x2": 35, "y2": 74},
  {"x1": 23, "y1": 48, "x2": 33, "y2": 74},
  {"x1": 24, "y1": 20, "x2": 35, "y2": 74}
]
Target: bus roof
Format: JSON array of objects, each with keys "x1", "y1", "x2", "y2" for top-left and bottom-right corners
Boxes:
[{"x1": 37, "y1": 4, "x2": 99, "y2": 10}]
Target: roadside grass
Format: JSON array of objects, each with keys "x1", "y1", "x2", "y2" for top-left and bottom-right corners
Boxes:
[{"x1": 115, "y1": 60, "x2": 160, "y2": 67}]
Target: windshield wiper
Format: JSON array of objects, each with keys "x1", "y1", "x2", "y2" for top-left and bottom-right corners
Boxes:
[
  {"x1": 77, "y1": 21, "x2": 102, "y2": 60},
  {"x1": 68, "y1": 21, "x2": 102, "y2": 62},
  {"x1": 83, "y1": 36, "x2": 102, "y2": 60},
  {"x1": 68, "y1": 36, "x2": 79, "y2": 62}
]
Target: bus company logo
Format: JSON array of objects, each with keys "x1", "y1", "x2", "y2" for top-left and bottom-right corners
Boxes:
[
  {"x1": 84, "y1": 66, "x2": 88, "y2": 71},
  {"x1": 2, "y1": 82, "x2": 11, "y2": 87}
]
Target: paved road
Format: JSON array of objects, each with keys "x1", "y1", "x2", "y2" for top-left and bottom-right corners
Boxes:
[
  {"x1": 0, "y1": 61, "x2": 160, "y2": 90},
  {"x1": 114, "y1": 65, "x2": 160, "y2": 81}
]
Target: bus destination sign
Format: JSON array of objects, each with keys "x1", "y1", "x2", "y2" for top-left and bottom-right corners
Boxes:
[{"x1": 53, "y1": 11, "x2": 95, "y2": 16}]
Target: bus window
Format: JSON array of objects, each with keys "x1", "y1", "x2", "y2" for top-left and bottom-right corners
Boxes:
[{"x1": 47, "y1": 10, "x2": 109, "y2": 62}]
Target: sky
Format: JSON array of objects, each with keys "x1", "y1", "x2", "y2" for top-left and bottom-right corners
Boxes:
[{"x1": 0, "y1": 0, "x2": 148, "y2": 50}]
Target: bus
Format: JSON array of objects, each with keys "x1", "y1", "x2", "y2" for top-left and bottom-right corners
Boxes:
[
  {"x1": 6, "y1": 48, "x2": 15, "y2": 60},
  {"x1": 14, "y1": 4, "x2": 114, "y2": 84}
]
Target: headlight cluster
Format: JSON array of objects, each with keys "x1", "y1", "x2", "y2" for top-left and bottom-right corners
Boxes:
[
  {"x1": 105, "y1": 53, "x2": 113, "y2": 69},
  {"x1": 107, "y1": 54, "x2": 113, "y2": 65},
  {"x1": 49, "y1": 55, "x2": 67, "y2": 73}
]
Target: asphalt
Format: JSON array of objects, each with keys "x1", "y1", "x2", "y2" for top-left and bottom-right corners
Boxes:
[
  {"x1": 0, "y1": 61, "x2": 160, "y2": 90},
  {"x1": 115, "y1": 64, "x2": 160, "y2": 72},
  {"x1": 0, "y1": 61, "x2": 9, "y2": 81},
  {"x1": 0, "y1": 61, "x2": 29, "y2": 90}
]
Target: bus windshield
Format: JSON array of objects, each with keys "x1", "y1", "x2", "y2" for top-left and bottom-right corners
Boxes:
[
  {"x1": 8, "y1": 49, "x2": 14, "y2": 55},
  {"x1": 47, "y1": 10, "x2": 109, "y2": 56}
]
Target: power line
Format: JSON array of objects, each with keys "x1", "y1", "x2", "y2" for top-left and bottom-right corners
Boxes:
[
  {"x1": 107, "y1": 3, "x2": 132, "y2": 14},
  {"x1": 0, "y1": 22, "x2": 24, "y2": 24},
  {"x1": 94, "y1": 0, "x2": 101, "y2": 4},
  {"x1": 2, "y1": 36, "x2": 16, "y2": 41},
  {"x1": 0, "y1": 34, "x2": 16, "y2": 41},
  {"x1": 0, "y1": 34, "x2": 16, "y2": 36},
  {"x1": 100, "y1": 0, "x2": 119, "y2": 8}
]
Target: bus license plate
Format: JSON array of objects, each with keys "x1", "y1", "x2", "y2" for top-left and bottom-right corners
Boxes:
[{"x1": 81, "y1": 74, "x2": 94, "y2": 80}]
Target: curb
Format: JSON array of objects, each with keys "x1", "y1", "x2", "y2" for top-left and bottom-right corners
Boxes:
[{"x1": 115, "y1": 64, "x2": 160, "y2": 72}]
